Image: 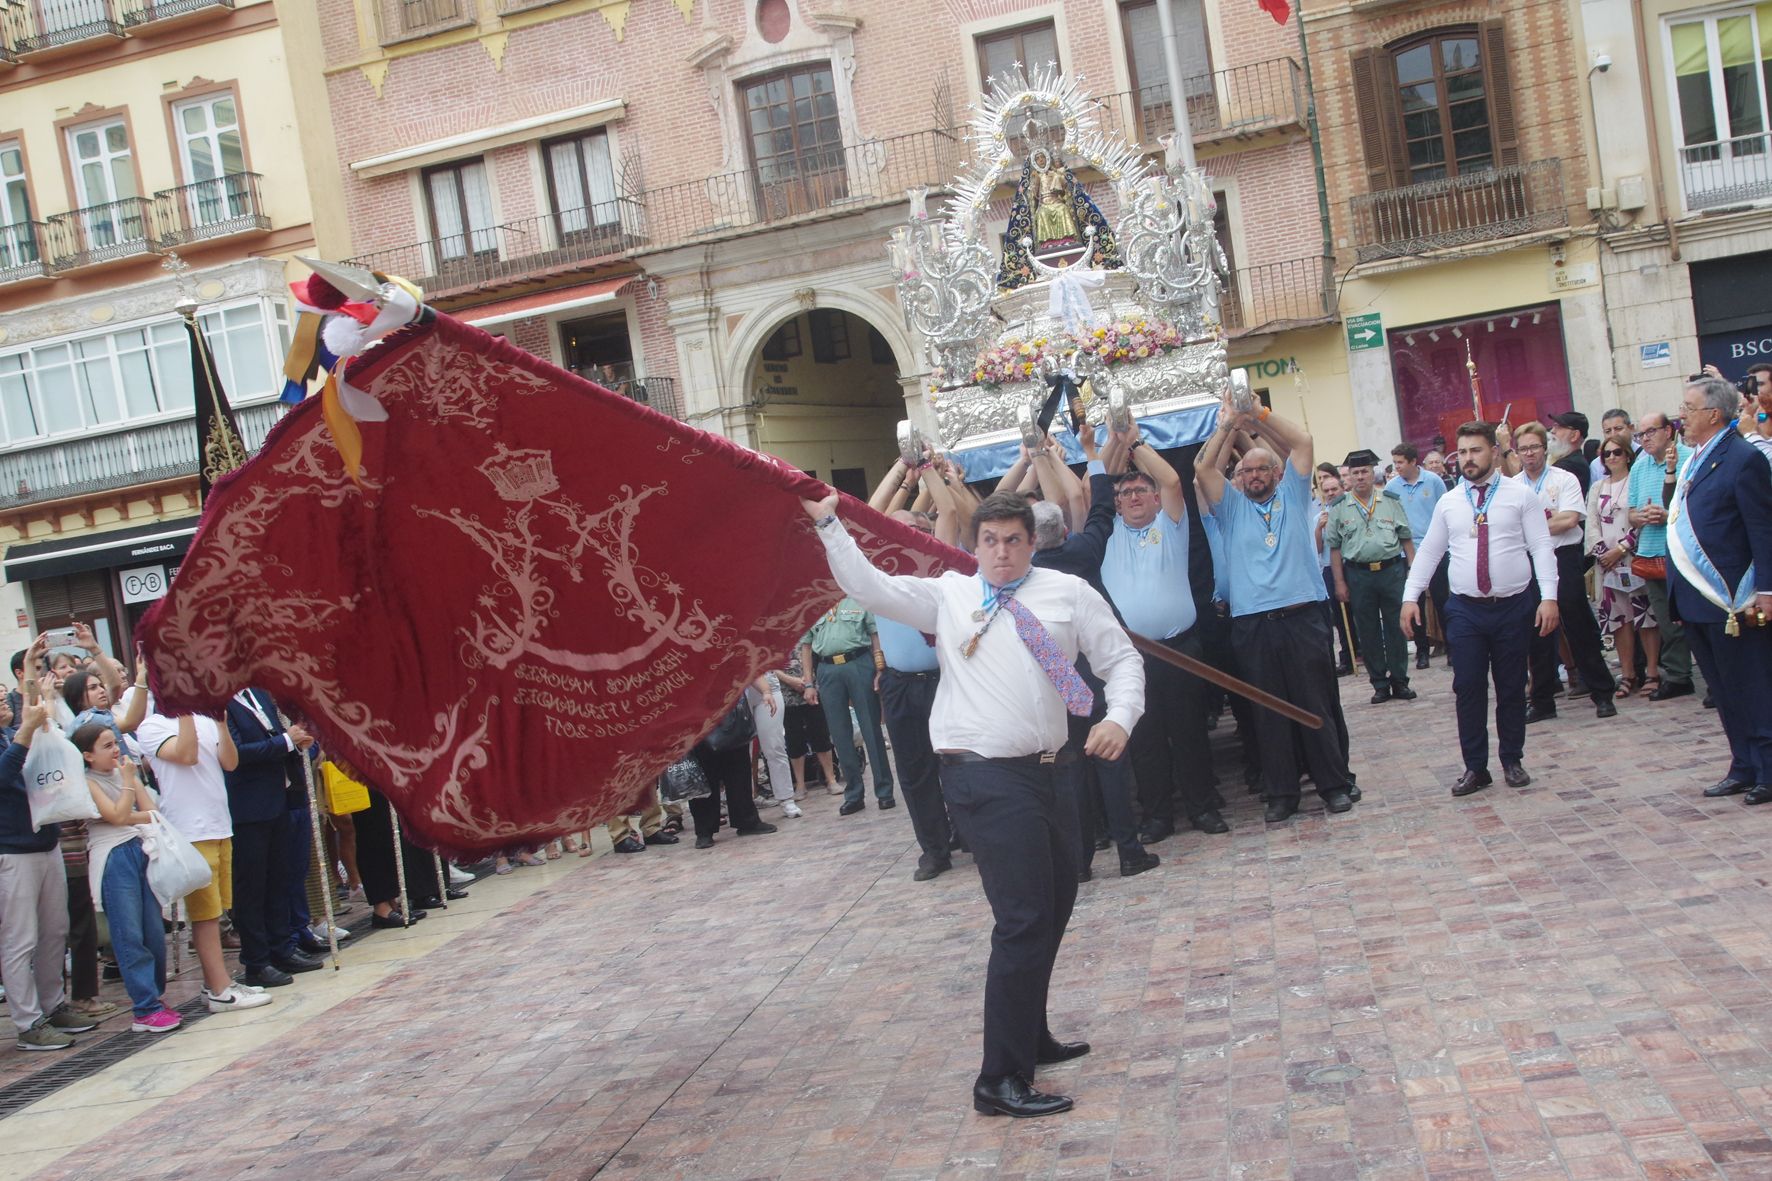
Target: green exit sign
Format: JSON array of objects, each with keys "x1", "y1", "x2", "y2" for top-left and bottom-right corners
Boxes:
[{"x1": 1346, "y1": 313, "x2": 1384, "y2": 351}]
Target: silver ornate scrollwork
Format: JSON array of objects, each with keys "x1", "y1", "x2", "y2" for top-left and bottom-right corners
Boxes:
[
  {"x1": 1114, "y1": 164, "x2": 1226, "y2": 340},
  {"x1": 889, "y1": 192, "x2": 995, "y2": 379}
]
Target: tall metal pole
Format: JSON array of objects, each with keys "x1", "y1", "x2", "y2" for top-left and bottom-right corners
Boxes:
[{"x1": 1152, "y1": 0, "x2": 1197, "y2": 169}]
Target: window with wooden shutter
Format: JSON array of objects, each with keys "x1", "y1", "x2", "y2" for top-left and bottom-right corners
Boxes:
[
  {"x1": 1480, "y1": 20, "x2": 1518, "y2": 167},
  {"x1": 1350, "y1": 48, "x2": 1404, "y2": 193},
  {"x1": 27, "y1": 571, "x2": 110, "y2": 627}
]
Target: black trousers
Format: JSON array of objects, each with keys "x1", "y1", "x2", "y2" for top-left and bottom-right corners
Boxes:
[
  {"x1": 878, "y1": 669, "x2": 952, "y2": 867},
  {"x1": 1129, "y1": 628, "x2": 1221, "y2": 825},
  {"x1": 1321, "y1": 568, "x2": 1354, "y2": 665},
  {"x1": 1688, "y1": 619, "x2": 1772, "y2": 784},
  {"x1": 939, "y1": 754, "x2": 1080, "y2": 1082},
  {"x1": 689, "y1": 744, "x2": 762, "y2": 838},
  {"x1": 356, "y1": 790, "x2": 444, "y2": 908},
  {"x1": 1530, "y1": 544, "x2": 1617, "y2": 706},
  {"x1": 1231, "y1": 607, "x2": 1352, "y2": 802},
  {"x1": 65, "y1": 872, "x2": 97, "y2": 999},
  {"x1": 230, "y1": 811, "x2": 291, "y2": 969},
  {"x1": 1444, "y1": 590, "x2": 1534, "y2": 772}
]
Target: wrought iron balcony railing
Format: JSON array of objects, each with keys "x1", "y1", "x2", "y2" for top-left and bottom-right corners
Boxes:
[
  {"x1": 4, "y1": 0, "x2": 125, "y2": 54},
  {"x1": 1221, "y1": 254, "x2": 1336, "y2": 336},
  {"x1": 44, "y1": 197, "x2": 157, "y2": 270},
  {"x1": 1679, "y1": 133, "x2": 1772, "y2": 212},
  {"x1": 567, "y1": 367, "x2": 681, "y2": 420},
  {"x1": 154, "y1": 172, "x2": 270, "y2": 247},
  {"x1": 1092, "y1": 58, "x2": 1306, "y2": 153},
  {"x1": 1349, "y1": 159, "x2": 1568, "y2": 264},
  {"x1": 117, "y1": 0, "x2": 235, "y2": 25},
  {"x1": 0, "y1": 222, "x2": 51, "y2": 282},
  {"x1": 0, "y1": 400, "x2": 283, "y2": 510},
  {"x1": 346, "y1": 196, "x2": 645, "y2": 298},
  {"x1": 376, "y1": 0, "x2": 475, "y2": 44}
]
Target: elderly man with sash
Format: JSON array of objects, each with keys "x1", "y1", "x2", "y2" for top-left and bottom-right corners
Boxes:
[
  {"x1": 1667, "y1": 375, "x2": 1772, "y2": 803},
  {"x1": 1196, "y1": 391, "x2": 1358, "y2": 824},
  {"x1": 1327, "y1": 449, "x2": 1417, "y2": 705}
]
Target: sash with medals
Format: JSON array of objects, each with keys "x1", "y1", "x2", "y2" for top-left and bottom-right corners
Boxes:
[{"x1": 1668, "y1": 430, "x2": 1759, "y2": 635}]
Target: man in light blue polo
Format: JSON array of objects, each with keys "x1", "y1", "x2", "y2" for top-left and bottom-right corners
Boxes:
[
  {"x1": 1100, "y1": 428, "x2": 1224, "y2": 842},
  {"x1": 1387, "y1": 442, "x2": 1448, "y2": 669},
  {"x1": 874, "y1": 511, "x2": 954, "y2": 881},
  {"x1": 1626, "y1": 411, "x2": 1695, "y2": 701}
]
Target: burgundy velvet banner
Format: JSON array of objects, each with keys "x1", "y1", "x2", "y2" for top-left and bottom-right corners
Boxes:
[{"x1": 140, "y1": 313, "x2": 969, "y2": 855}]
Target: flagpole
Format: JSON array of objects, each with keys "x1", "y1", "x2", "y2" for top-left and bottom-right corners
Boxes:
[{"x1": 1152, "y1": 0, "x2": 1197, "y2": 169}]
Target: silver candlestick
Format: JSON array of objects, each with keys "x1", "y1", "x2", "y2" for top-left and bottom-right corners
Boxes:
[{"x1": 890, "y1": 189, "x2": 995, "y2": 381}]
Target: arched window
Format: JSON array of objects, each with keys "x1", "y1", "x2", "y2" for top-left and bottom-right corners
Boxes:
[{"x1": 1392, "y1": 31, "x2": 1491, "y2": 182}]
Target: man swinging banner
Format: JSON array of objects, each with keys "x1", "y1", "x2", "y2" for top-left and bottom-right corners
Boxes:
[{"x1": 139, "y1": 310, "x2": 964, "y2": 855}]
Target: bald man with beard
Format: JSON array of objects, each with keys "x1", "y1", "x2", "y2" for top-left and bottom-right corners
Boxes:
[{"x1": 1195, "y1": 390, "x2": 1359, "y2": 823}]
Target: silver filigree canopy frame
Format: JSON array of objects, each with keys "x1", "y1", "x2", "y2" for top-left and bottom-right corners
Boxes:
[{"x1": 1114, "y1": 163, "x2": 1227, "y2": 339}]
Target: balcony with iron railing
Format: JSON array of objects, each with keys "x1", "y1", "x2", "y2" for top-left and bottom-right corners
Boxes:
[
  {"x1": 3, "y1": 0, "x2": 126, "y2": 56},
  {"x1": 44, "y1": 197, "x2": 157, "y2": 270},
  {"x1": 1092, "y1": 58, "x2": 1306, "y2": 154},
  {"x1": 1349, "y1": 159, "x2": 1568, "y2": 265},
  {"x1": 1220, "y1": 255, "x2": 1337, "y2": 337},
  {"x1": 376, "y1": 0, "x2": 475, "y2": 44},
  {"x1": 117, "y1": 0, "x2": 236, "y2": 28},
  {"x1": 153, "y1": 172, "x2": 271, "y2": 247},
  {"x1": 1679, "y1": 133, "x2": 1772, "y2": 212},
  {"x1": 0, "y1": 400, "x2": 283, "y2": 511},
  {"x1": 0, "y1": 222, "x2": 51, "y2": 283},
  {"x1": 566, "y1": 365, "x2": 681, "y2": 420}
]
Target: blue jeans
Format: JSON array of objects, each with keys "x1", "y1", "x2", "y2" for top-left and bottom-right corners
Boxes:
[{"x1": 100, "y1": 840, "x2": 167, "y2": 1017}]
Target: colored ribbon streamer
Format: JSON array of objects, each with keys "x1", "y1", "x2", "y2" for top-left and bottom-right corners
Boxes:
[{"x1": 320, "y1": 370, "x2": 365, "y2": 487}]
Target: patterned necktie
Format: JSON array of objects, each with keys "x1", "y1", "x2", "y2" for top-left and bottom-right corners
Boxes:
[
  {"x1": 1474, "y1": 483, "x2": 1492, "y2": 595},
  {"x1": 1002, "y1": 598, "x2": 1094, "y2": 717}
]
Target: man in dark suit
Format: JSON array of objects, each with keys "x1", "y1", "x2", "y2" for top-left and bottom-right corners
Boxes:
[
  {"x1": 1667, "y1": 376, "x2": 1772, "y2": 803},
  {"x1": 224, "y1": 688, "x2": 322, "y2": 986}
]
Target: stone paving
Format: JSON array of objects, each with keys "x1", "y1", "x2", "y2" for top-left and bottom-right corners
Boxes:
[{"x1": 14, "y1": 659, "x2": 1772, "y2": 1181}]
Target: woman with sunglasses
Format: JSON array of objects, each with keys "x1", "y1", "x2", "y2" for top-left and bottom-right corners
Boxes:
[{"x1": 1588, "y1": 441, "x2": 1659, "y2": 697}]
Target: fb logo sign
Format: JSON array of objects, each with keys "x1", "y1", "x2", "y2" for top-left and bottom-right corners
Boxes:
[{"x1": 119, "y1": 564, "x2": 169, "y2": 605}]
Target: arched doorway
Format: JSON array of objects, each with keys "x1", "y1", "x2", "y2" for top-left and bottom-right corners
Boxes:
[{"x1": 744, "y1": 306, "x2": 910, "y2": 499}]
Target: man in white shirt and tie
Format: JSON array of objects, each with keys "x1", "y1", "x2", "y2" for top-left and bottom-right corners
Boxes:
[
  {"x1": 801, "y1": 487, "x2": 1143, "y2": 1120},
  {"x1": 1401, "y1": 421, "x2": 1560, "y2": 797}
]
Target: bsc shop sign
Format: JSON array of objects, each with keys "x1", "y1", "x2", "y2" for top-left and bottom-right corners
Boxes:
[{"x1": 119, "y1": 564, "x2": 169, "y2": 605}]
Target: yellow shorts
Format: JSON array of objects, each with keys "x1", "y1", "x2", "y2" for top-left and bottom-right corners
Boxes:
[{"x1": 185, "y1": 837, "x2": 233, "y2": 923}]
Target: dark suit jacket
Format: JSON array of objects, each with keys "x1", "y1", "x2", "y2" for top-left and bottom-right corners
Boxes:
[
  {"x1": 1668, "y1": 430, "x2": 1772, "y2": 625},
  {"x1": 224, "y1": 688, "x2": 297, "y2": 825},
  {"x1": 1032, "y1": 472, "x2": 1117, "y2": 595},
  {"x1": 1555, "y1": 451, "x2": 1592, "y2": 497}
]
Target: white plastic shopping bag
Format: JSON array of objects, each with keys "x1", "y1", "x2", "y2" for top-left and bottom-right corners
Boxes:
[
  {"x1": 21, "y1": 725, "x2": 98, "y2": 828},
  {"x1": 139, "y1": 813, "x2": 213, "y2": 908}
]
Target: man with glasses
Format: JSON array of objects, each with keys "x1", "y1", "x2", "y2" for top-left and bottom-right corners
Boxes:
[
  {"x1": 1402, "y1": 421, "x2": 1561, "y2": 797},
  {"x1": 1627, "y1": 412, "x2": 1696, "y2": 700},
  {"x1": 1666, "y1": 375, "x2": 1772, "y2": 802},
  {"x1": 1512, "y1": 422, "x2": 1618, "y2": 722},
  {"x1": 1329, "y1": 449, "x2": 1417, "y2": 704},
  {"x1": 1100, "y1": 423, "x2": 1225, "y2": 842},
  {"x1": 1195, "y1": 391, "x2": 1357, "y2": 824}
]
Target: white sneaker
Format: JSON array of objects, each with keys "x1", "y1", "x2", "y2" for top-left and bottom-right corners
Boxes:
[
  {"x1": 446, "y1": 865, "x2": 474, "y2": 886},
  {"x1": 309, "y1": 922, "x2": 351, "y2": 944},
  {"x1": 781, "y1": 800, "x2": 803, "y2": 818},
  {"x1": 204, "y1": 985, "x2": 273, "y2": 1013}
]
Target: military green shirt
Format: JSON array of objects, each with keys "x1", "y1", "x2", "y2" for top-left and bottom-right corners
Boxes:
[
  {"x1": 1325, "y1": 489, "x2": 1413, "y2": 565},
  {"x1": 800, "y1": 597, "x2": 876, "y2": 656}
]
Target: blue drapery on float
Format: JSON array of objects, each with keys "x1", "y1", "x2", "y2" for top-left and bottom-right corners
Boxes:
[{"x1": 949, "y1": 400, "x2": 1222, "y2": 483}]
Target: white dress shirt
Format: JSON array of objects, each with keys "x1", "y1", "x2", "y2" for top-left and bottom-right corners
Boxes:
[
  {"x1": 135, "y1": 713, "x2": 233, "y2": 842},
  {"x1": 815, "y1": 518, "x2": 1144, "y2": 757},
  {"x1": 1403, "y1": 471, "x2": 1558, "y2": 601},
  {"x1": 1515, "y1": 464, "x2": 1585, "y2": 548}
]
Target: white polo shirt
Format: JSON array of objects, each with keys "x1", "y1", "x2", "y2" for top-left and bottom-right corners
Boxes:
[
  {"x1": 1514, "y1": 465, "x2": 1585, "y2": 549},
  {"x1": 136, "y1": 712, "x2": 233, "y2": 842}
]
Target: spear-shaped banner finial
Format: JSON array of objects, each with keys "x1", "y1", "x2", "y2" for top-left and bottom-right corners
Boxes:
[{"x1": 1464, "y1": 336, "x2": 1482, "y2": 422}]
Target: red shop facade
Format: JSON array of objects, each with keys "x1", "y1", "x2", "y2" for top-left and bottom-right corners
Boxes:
[{"x1": 1387, "y1": 301, "x2": 1576, "y2": 453}]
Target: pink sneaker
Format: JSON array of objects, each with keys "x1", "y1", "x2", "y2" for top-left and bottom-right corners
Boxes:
[{"x1": 131, "y1": 1008, "x2": 182, "y2": 1033}]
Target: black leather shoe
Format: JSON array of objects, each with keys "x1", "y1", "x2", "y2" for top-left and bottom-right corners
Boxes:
[
  {"x1": 972, "y1": 1074, "x2": 1073, "y2": 1118},
  {"x1": 271, "y1": 953, "x2": 323, "y2": 975},
  {"x1": 1416, "y1": 652, "x2": 1430, "y2": 670},
  {"x1": 1703, "y1": 777, "x2": 1752, "y2": 798},
  {"x1": 1704, "y1": 693, "x2": 1716, "y2": 709},
  {"x1": 295, "y1": 937, "x2": 327, "y2": 957},
  {"x1": 1451, "y1": 769, "x2": 1493, "y2": 797},
  {"x1": 1649, "y1": 680, "x2": 1694, "y2": 702},
  {"x1": 1369, "y1": 686, "x2": 1392, "y2": 704},
  {"x1": 1745, "y1": 784, "x2": 1772, "y2": 806},
  {"x1": 1137, "y1": 819, "x2": 1174, "y2": 844},
  {"x1": 1391, "y1": 685, "x2": 1418, "y2": 701},
  {"x1": 694, "y1": 834, "x2": 715, "y2": 849},
  {"x1": 838, "y1": 800, "x2": 865, "y2": 816},
  {"x1": 241, "y1": 965, "x2": 294, "y2": 987},
  {"x1": 643, "y1": 830, "x2": 679, "y2": 845},
  {"x1": 1076, "y1": 866, "x2": 1093, "y2": 883},
  {"x1": 1190, "y1": 810, "x2": 1229, "y2": 835},
  {"x1": 613, "y1": 835, "x2": 645, "y2": 853},
  {"x1": 445, "y1": 886, "x2": 469, "y2": 900},
  {"x1": 734, "y1": 822, "x2": 778, "y2": 836},
  {"x1": 1347, "y1": 785, "x2": 1363, "y2": 803},
  {"x1": 876, "y1": 797, "x2": 897, "y2": 810},
  {"x1": 1323, "y1": 789, "x2": 1353, "y2": 813},
  {"x1": 912, "y1": 859, "x2": 951, "y2": 882},
  {"x1": 1264, "y1": 799, "x2": 1298, "y2": 823},
  {"x1": 1593, "y1": 697, "x2": 1618, "y2": 719},
  {"x1": 1035, "y1": 1035, "x2": 1091, "y2": 1065},
  {"x1": 1503, "y1": 763, "x2": 1531, "y2": 788},
  {"x1": 1093, "y1": 834, "x2": 1112, "y2": 852},
  {"x1": 1524, "y1": 703, "x2": 1557, "y2": 724},
  {"x1": 1119, "y1": 849, "x2": 1159, "y2": 877},
  {"x1": 370, "y1": 909, "x2": 426, "y2": 929},
  {"x1": 1335, "y1": 661, "x2": 1354, "y2": 678}
]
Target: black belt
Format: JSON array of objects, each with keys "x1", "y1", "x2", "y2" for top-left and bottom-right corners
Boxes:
[
  {"x1": 818, "y1": 647, "x2": 872, "y2": 666},
  {"x1": 1251, "y1": 602, "x2": 1317, "y2": 622},
  {"x1": 1347, "y1": 554, "x2": 1404, "y2": 572},
  {"x1": 882, "y1": 667, "x2": 937, "y2": 680},
  {"x1": 938, "y1": 749, "x2": 1080, "y2": 768}
]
